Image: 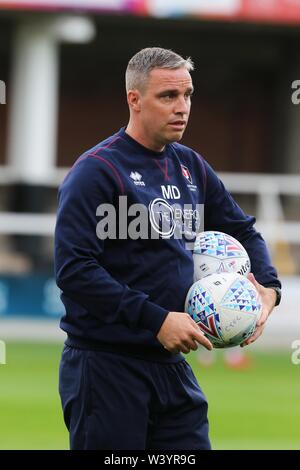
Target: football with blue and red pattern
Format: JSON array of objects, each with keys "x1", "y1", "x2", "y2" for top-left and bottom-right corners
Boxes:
[
  {"x1": 185, "y1": 272, "x2": 262, "y2": 348},
  {"x1": 193, "y1": 231, "x2": 250, "y2": 281}
]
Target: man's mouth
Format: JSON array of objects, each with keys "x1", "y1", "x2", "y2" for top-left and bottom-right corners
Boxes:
[{"x1": 169, "y1": 121, "x2": 186, "y2": 129}]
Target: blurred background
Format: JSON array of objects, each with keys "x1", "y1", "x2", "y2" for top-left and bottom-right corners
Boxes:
[{"x1": 0, "y1": 0, "x2": 300, "y2": 450}]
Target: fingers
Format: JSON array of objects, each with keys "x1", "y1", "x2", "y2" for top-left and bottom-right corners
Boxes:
[
  {"x1": 181, "y1": 342, "x2": 192, "y2": 355},
  {"x1": 192, "y1": 329, "x2": 213, "y2": 351},
  {"x1": 247, "y1": 273, "x2": 269, "y2": 327},
  {"x1": 179, "y1": 336, "x2": 209, "y2": 355},
  {"x1": 182, "y1": 339, "x2": 199, "y2": 353},
  {"x1": 177, "y1": 336, "x2": 203, "y2": 354},
  {"x1": 163, "y1": 334, "x2": 210, "y2": 354},
  {"x1": 163, "y1": 345, "x2": 180, "y2": 354},
  {"x1": 189, "y1": 320, "x2": 213, "y2": 350},
  {"x1": 256, "y1": 308, "x2": 268, "y2": 327},
  {"x1": 189, "y1": 339, "x2": 199, "y2": 351},
  {"x1": 241, "y1": 325, "x2": 264, "y2": 347},
  {"x1": 159, "y1": 313, "x2": 213, "y2": 353},
  {"x1": 247, "y1": 272, "x2": 261, "y2": 291},
  {"x1": 247, "y1": 272, "x2": 256, "y2": 284},
  {"x1": 164, "y1": 344, "x2": 190, "y2": 355}
]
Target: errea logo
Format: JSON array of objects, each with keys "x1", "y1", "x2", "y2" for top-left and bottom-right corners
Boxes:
[{"x1": 130, "y1": 171, "x2": 145, "y2": 186}]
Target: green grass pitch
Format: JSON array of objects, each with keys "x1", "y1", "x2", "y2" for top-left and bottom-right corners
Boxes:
[{"x1": 0, "y1": 342, "x2": 299, "y2": 450}]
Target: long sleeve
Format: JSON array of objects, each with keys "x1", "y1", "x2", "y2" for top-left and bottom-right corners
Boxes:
[
  {"x1": 55, "y1": 156, "x2": 169, "y2": 335},
  {"x1": 203, "y1": 160, "x2": 281, "y2": 288}
]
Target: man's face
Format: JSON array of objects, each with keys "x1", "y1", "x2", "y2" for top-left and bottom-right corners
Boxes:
[{"x1": 136, "y1": 67, "x2": 193, "y2": 150}]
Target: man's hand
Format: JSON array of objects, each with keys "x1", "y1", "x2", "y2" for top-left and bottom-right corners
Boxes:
[
  {"x1": 157, "y1": 311, "x2": 213, "y2": 354},
  {"x1": 241, "y1": 273, "x2": 277, "y2": 347}
]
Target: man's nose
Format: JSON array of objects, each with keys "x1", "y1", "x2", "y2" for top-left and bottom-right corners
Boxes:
[{"x1": 174, "y1": 96, "x2": 189, "y2": 114}]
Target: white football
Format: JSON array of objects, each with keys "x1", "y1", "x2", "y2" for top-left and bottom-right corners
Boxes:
[
  {"x1": 185, "y1": 272, "x2": 262, "y2": 348},
  {"x1": 193, "y1": 230, "x2": 251, "y2": 281}
]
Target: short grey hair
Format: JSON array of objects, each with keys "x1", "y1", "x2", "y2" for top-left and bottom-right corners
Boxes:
[{"x1": 125, "y1": 47, "x2": 194, "y2": 93}]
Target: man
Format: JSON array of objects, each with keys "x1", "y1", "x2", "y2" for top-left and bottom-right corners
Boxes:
[{"x1": 55, "y1": 47, "x2": 281, "y2": 450}]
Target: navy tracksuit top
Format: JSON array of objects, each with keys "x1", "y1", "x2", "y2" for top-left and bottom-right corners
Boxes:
[{"x1": 55, "y1": 127, "x2": 281, "y2": 362}]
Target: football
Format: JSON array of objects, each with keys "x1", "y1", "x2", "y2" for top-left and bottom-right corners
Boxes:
[
  {"x1": 193, "y1": 230, "x2": 251, "y2": 281},
  {"x1": 185, "y1": 272, "x2": 262, "y2": 348}
]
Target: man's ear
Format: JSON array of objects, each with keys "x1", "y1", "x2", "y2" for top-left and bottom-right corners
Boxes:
[{"x1": 127, "y1": 89, "x2": 141, "y2": 112}]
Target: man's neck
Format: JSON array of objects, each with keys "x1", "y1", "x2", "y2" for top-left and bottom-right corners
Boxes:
[{"x1": 125, "y1": 123, "x2": 165, "y2": 152}]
